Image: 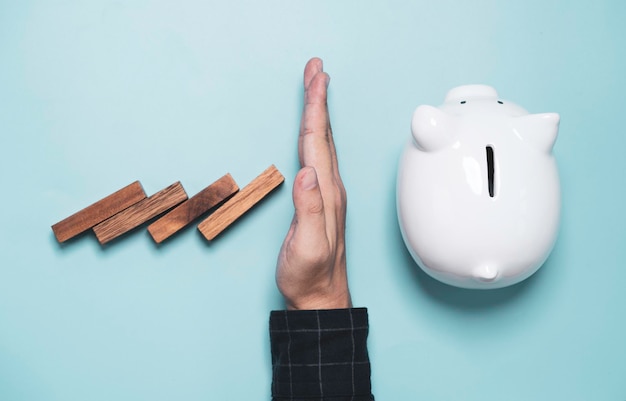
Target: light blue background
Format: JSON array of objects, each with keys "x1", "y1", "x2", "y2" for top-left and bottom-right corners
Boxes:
[{"x1": 1, "y1": 1, "x2": 624, "y2": 400}]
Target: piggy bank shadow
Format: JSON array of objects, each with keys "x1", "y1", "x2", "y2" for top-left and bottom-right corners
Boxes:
[{"x1": 390, "y1": 196, "x2": 547, "y2": 311}]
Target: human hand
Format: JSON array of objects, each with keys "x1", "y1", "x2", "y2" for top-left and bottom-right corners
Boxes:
[{"x1": 276, "y1": 58, "x2": 351, "y2": 311}]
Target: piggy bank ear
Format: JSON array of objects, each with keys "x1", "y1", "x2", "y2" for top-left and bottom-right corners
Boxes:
[
  {"x1": 411, "y1": 105, "x2": 455, "y2": 151},
  {"x1": 514, "y1": 113, "x2": 560, "y2": 153}
]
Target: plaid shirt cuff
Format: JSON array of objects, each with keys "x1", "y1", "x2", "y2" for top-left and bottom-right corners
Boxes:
[{"x1": 270, "y1": 308, "x2": 373, "y2": 401}]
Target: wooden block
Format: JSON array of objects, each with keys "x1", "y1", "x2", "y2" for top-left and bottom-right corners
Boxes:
[
  {"x1": 147, "y1": 174, "x2": 239, "y2": 243},
  {"x1": 93, "y1": 182, "x2": 188, "y2": 245},
  {"x1": 198, "y1": 165, "x2": 284, "y2": 241},
  {"x1": 52, "y1": 181, "x2": 147, "y2": 243}
]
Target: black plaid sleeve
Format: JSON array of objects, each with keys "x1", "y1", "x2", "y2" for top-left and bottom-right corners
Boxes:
[{"x1": 270, "y1": 308, "x2": 374, "y2": 401}]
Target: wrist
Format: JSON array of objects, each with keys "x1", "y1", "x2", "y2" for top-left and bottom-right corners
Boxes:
[{"x1": 286, "y1": 291, "x2": 352, "y2": 311}]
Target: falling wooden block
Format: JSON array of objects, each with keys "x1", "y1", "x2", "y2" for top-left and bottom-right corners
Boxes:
[
  {"x1": 93, "y1": 182, "x2": 188, "y2": 245},
  {"x1": 198, "y1": 165, "x2": 284, "y2": 241},
  {"x1": 147, "y1": 174, "x2": 239, "y2": 243},
  {"x1": 52, "y1": 181, "x2": 147, "y2": 243}
]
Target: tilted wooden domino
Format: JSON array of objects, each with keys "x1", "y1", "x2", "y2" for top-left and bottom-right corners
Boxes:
[
  {"x1": 93, "y1": 182, "x2": 188, "y2": 245},
  {"x1": 147, "y1": 174, "x2": 239, "y2": 244},
  {"x1": 52, "y1": 181, "x2": 147, "y2": 243},
  {"x1": 197, "y1": 165, "x2": 284, "y2": 241}
]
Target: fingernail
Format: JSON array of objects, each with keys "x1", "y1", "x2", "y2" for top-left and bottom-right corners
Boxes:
[{"x1": 301, "y1": 167, "x2": 318, "y2": 190}]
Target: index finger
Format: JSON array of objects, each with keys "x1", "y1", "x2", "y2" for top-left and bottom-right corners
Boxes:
[{"x1": 298, "y1": 59, "x2": 339, "y2": 187}]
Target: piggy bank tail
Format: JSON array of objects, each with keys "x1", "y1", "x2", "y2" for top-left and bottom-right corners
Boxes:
[{"x1": 472, "y1": 265, "x2": 500, "y2": 283}]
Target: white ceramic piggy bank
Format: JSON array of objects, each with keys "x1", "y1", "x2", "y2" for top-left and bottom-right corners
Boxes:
[{"x1": 397, "y1": 85, "x2": 560, "y2": 289}]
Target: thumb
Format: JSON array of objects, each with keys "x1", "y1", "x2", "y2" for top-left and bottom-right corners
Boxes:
[
  {"x1": 293, "y1": 166, "x2": 325, "y2": 226},
  {"x1": 291, "y1": 167, "x2": 327, "y2": 254}
]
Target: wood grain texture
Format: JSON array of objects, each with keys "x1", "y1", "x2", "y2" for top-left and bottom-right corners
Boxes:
[
  {"x1": 198, "y1": 165, "x2": 284, "y2": 241},
  {"x1": 52, "y1": 181, "x2": 146, "y2": 243},
  {"x1": 147, "y1": 174, "x2": 239, "y2": 243},
  {"x1": 93, "y1": 182, "x2": 188, "y2": 245}
]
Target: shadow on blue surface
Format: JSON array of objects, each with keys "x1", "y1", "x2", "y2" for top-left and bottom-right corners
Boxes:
[{"x1": 49, "y1": 230, "x2": 100, "y2": 253}]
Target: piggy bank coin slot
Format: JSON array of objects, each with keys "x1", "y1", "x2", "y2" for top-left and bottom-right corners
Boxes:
[{"x1": 486, "y1": 145, "x2": 495, "y2": 198}]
